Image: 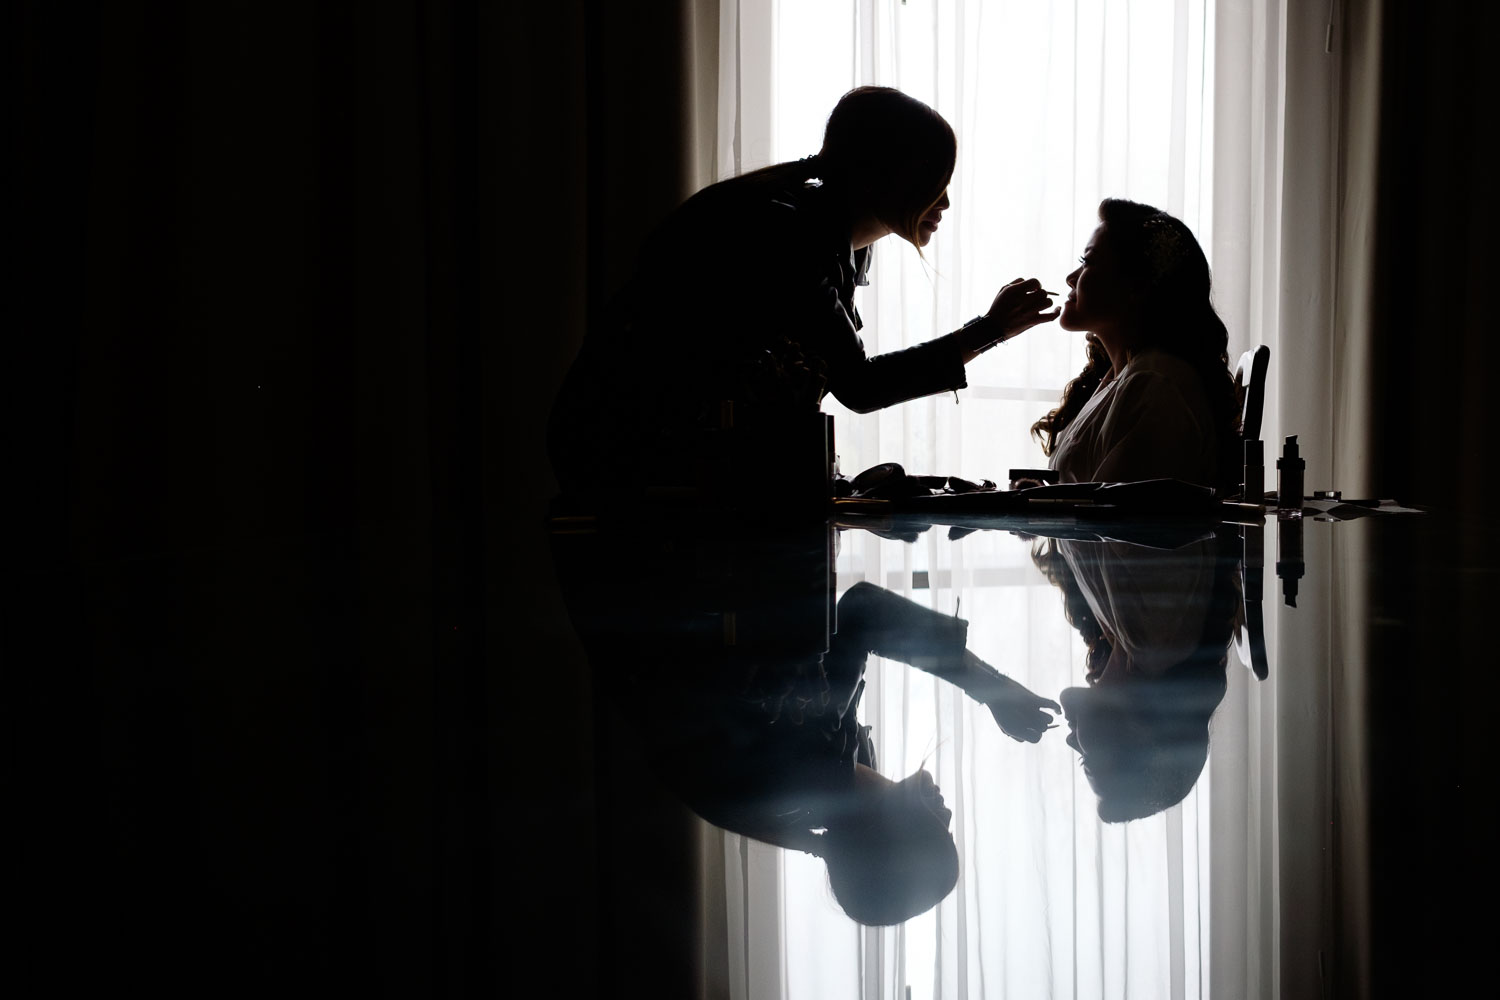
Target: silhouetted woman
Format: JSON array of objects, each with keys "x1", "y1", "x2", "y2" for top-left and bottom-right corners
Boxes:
[
  {"x1": 550, "y1": 86, "x2": 1058, "y2": 500},
  {"x1": 1030, "y1": 199, "x2": 1239, "y2": 491},
  {"x1": 1033, "y1": 528, "x2": 1242, "y2": 822},
  {"x1": 552, "y1": 524, "x2": 964, "y2": 926}
]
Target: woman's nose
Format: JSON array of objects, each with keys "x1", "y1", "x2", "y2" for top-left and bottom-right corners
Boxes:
[
  {"x1": 1065, "y1": 266, "x2": 1080, "y2": 287},
  {"x1": 935, "y1": 190, "x2": 950, "y2": 211}
]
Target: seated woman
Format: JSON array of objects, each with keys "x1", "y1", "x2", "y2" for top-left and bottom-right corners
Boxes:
[
  {"x1": 1028, "y1": 199, "x2": 1239, "y2": 491},
  {"x1": 1031, "y1": 527, "x2": 1242, "y2": 822},
  {"x1": 550, "y1": 86, "x2": 1057, "y2": 502}
]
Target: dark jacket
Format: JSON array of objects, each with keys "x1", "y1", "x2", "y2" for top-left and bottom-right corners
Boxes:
[{"x1": 548, "y1": 165, "x2": 969, "y2": 497}]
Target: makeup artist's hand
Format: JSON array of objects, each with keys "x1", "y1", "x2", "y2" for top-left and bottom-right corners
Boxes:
[
  {"x1": 984, "y1": 673, "x2": 1062, "y2": 744},
  {"x1": 959, "y1": 278, "x2": 1060, "y2": 362}
]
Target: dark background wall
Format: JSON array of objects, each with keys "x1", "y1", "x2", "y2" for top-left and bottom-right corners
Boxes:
[{"x1": 10, "y1": 0, "x2": 1497, "y2": 995}]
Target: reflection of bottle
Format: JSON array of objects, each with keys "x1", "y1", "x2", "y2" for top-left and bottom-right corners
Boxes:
[
  {"x1": 1277, "y1": 435, "x2": 1305, "y2": 516},
  {"x1": 1243, "y1": 439, "x2": 1264, "y2": 501},
  {"x1": 1276, "y1": 515, "x2": 1305, "y2": 607}
]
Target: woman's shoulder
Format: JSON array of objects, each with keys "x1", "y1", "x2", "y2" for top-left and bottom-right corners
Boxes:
[
  {"x1": 1116, "y1": 351, "x2": 1212, "y2": 407},
  {"x1": 652, "y1": 170, "x2": 836, "y2": 271},
  {"x1": 1121, "y1": 348, "x2": 1201, "y2": 383},
  {"x1": 678, "y1": 168, "x2": 826, "y2": 228}
]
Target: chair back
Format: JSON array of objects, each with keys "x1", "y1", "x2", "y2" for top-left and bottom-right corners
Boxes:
[
  {"x1": 1234, "y1": 345, "x2": 1270, "y2": 441},
  {"x1": 1232, "y1": 347, "x2": 1271, "y2": 680}
]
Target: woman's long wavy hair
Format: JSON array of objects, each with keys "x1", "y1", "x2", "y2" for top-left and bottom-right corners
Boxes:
[
  {"x1": 1032, "y1": 199, "x2": 1240, "y2": 490},
  {"x1": 739, "y1": 86, "x2": 957, "y2": 251}
]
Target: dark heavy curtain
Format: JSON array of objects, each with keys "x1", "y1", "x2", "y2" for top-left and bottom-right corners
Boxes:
[
  {"x1": 11, "y1": 0, "x2": 600, "y2": 993},
  {"x1": 1361, "y1": 1, "x2": 1500, "y2": 996},
  {"x1": 1367, "y1": 0, "x2": 1499, "y2": 518},
  {"x1": 14, "y1": 0, "x2": 716, "y2": 992},
  {"x1": 19, "y1": 3, "x2": 484, "y2": 558}
]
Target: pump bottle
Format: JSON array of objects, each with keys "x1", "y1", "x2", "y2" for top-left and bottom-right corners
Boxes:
[{"x1": 1277, "y1": 435, "x2": 1305, "y2": 516}]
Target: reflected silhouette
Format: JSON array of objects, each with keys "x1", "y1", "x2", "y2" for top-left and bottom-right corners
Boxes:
[
  {"x1": 1277, "y1": 514, "x2": 1305, "y2": 607},
  {"x1": 1237, "y1": 522, "x2": 1270, "y2": 678},
  {"x1": 552, "y1": 522, "x2": 1057, "y2": 924},
  {"x1": 1032, "y1": 527, "x2": 1242, "y2": 822}
]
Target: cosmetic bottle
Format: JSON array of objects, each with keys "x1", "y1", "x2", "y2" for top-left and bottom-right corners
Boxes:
[
  {"x1": 1243, "y1": 439, "x2": 1264, "y2": 501},
  {"x1": 1277, "y1": 435, "x2": 1305, "y2": 516}
]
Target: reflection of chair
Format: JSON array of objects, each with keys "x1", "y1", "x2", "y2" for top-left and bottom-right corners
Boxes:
[
  {"x1": 1235, "y1": 522, "x2": 1270, "y2": 680},
  {"x1": 1231, "y1": 346, "x2": 1272, "y2": 680}
]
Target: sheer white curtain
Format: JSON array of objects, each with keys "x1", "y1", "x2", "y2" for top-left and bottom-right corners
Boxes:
[
  {"x1": 713, "y1": 4, "x2": 1233, "y2": 999},
  {"x1": 718, "y1": 0, "x2": 1213, "y2": 486},
  {"x1": 1205, "y1": 1, "x2": 1376, "y2": 996},
  {"x1": 707, "y1": 0, "x2": 1352, "y2": 997}
]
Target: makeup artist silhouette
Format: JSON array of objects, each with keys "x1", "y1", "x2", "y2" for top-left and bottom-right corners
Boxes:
[
  {"x1": 549, "y1": 86, "x2": 1058, "y2": 502},
  {"x1": 553, "y1": 525, "x2": 1057, "y2": 925}
]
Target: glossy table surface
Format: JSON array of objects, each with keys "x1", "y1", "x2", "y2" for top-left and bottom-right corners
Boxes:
[
  {"x1": 551, "y1": 506, "x2": 1495, "y2": 999},
  {"x1": 21, "y1": 504, "x2": 1497, "y2": 997}
]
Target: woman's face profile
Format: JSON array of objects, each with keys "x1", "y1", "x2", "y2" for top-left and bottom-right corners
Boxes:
[
  {"x1": 1060, "y1": 683, "x2": 1150, "y2": 806},
  {"x1": 824, "y1": 765, "x2": 960, "y2": 924},
  {"x1": 1060, "y1": 685, "x2": 1122, "y2": 769},
  {"x1": 892, "y1": 766, "x2": 954, "y2": 828},
  {"x1": 851, "y1": 763, "x2": 953, "y2": 831},
  {"x1": 1060, "y1": 224, "x2": 1133, "y2": 335},
  {"x1": 915, "y1": 190, "x2": 951, "y2": 247},
  {"x1": 1060, "y1": 681, "x2": 1213, "y2": 823}
]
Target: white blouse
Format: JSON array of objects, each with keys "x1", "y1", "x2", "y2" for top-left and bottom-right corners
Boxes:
[
  {"x1": 1059, "y1": 536, "x2": 1218, "y2": 677},
  {"x1": 1048, "y1": 349, "x2": 1220, "y2": 487}
]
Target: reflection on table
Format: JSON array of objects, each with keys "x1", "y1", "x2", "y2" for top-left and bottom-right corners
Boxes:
[{"x1": 553, "y1": 511, "x2": 1280, "y2": 997}]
